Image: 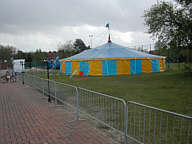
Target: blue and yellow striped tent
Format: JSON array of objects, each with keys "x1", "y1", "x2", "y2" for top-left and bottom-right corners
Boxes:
[{"x1": 60, "y1": 42, "x2": 165, "y2": 76}]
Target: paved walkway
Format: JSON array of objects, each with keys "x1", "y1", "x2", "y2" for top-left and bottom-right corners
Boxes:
[{"x1": 0, "y1": 82, "x2": 118, "y2": 144}]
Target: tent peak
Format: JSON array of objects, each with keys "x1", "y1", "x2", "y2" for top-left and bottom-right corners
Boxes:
[{"x1": 108, "y1": 34, "x2": 111, "y2": 43}]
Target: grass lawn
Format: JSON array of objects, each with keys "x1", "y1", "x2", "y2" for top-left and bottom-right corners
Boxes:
[
  {"x1": 28, "y1": 68, "x2": 192, "y2": 143},
  {"x1": 34, "y1": 70, "x2": 192, "y2": 116}
]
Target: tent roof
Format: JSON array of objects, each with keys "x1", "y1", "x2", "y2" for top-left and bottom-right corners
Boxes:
[{"x1": 61, "y1": 42, "x2": 164, "y2": 61}]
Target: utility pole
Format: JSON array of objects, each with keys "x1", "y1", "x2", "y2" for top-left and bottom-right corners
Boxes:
[{"x1": 89, "y1": 35, "x2": 93, "y2": 48}]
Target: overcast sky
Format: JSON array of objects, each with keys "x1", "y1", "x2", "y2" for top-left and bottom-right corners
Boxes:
[{"x1": 0, "y1": 0, "x2": 159, "y2": 52}]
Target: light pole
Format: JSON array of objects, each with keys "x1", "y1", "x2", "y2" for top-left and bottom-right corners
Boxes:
[{"x1": 89, "y1": 34, "x2": 93, "y2": 48}]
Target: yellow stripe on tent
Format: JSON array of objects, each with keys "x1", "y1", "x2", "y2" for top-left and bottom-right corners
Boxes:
[
  {"x1": 89, "y1": 60, "x2": 102, "y2": 76},
  {"x1": 71, "y1": 61, "x2": 80, "y2": 75},
  {"x1": 62, "y1": 61, "x2": 65, "y2": 73},
  {"x1": 142, "y1": 59, "x2": 152, "y2": 73},
  {"x1": 159, "y1": 58, "x2": 165, "y2": 72},
  {"x1": 116, "y1": 60, "x2": 130, "y2": 75}
]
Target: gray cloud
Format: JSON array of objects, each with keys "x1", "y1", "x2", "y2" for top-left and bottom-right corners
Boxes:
[
  {"x1": 0, "y1": 0, "x2": 157, "y2": 34},
  {"x1": 0, "y1": 0, "x2": 158, "y2": 51}
]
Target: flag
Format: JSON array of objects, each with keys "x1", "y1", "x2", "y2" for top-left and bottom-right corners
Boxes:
[{"x1": 105, "y1": 23, "x2": 109, "y2": 28}]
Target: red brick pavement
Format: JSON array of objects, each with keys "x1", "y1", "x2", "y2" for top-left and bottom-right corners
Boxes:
[{"x1": 0, "y1": 82, "x2": 118, "y2": 144}]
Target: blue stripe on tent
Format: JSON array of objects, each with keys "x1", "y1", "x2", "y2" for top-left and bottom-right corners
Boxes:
[
  {"x1": 130, "y1": 59, "x2": 142, "y2": 74},
  {"x1": 102, "y1": 60, "x2": 117, "y2": 76},
  {"x1": 136, "y1": 60, "x2": 142, "y2": 74},
  {"x1": 102, "y1": 60, "x2": 108, "y2": 76},
  {"x1": 152, "y1": 59, "x2": 159, "y2": 72},
  {"x1": 59, "y1": 62, "x2": 62, "y2": 74},
  {"x1": 65, "y1": 61, "x2": 71, "y2": 75},
  {"x1": 109, "y1": 60, "x2": 117, "y2": 76},
  {"x1": 80, "y1": 61, "x2": 89, "y2": 76},
  {"x1": 130, "y1": 60, "x2": 136, "y2": 74}
]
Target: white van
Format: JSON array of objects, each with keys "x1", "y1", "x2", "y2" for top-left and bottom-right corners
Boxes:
[{"x1": 13, "y1": 59, "x2": 25, "y2": 73}]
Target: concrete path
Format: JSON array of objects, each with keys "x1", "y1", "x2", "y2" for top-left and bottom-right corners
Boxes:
[{"x1": 0, "y1": 82, "x2": 118, "y2": 144}]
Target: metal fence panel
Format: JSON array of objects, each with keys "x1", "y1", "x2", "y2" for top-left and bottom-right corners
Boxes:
[
  {"x1": 54, "y1": 82, "x2": 77, "y2": 107},
  {"x1": 78, "y1": 87, "x2": 126, "y2": 133},
  {"x1": 127, "y1": 101, "x2": 192, "y2": 144}
]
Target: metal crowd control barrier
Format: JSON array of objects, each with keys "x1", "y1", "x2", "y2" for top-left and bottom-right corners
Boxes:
[
  {"x1": 77, "y1": 87, "x2": 127, "y2": 142},
  {"x1": 19, "y1": 74, "x2": 192, "y2": 144},
  {"x1": 126, "y1": 101, "x2": 192, "y2": 144}
]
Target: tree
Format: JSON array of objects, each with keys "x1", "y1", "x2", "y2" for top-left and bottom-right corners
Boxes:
[
  {"x1": 0, "y1": 45, "x2": 16, "y2": 62},
  {"x1": 57, "y1": 41, "x2": 76, "y2": 58},
  {"x1": 15, "y1": 50, "x2": 25, "y2": 59},
  {"x1": 31, "y1": 49, "x2": 47, "y2": 61},
  {"x1": 25, "y1": 53, "x2": 32, "y2": 62},
  {"x1": 73, "y1": 39, "x2": 90, "y2": 53},
  {"x1": 154, "y1": 41, "x2": 168, "y2": 56},
  {"x1": 57, "y1": 39, "x2": 90, "y2": 58},
  {"x1": 175, "y1": 0, "x2": 191, "y2": 5},
  {"x1": 58, "y1": 40, "x2": 74, "y2": 52},
  {"x1": 144, "y1": 0, "x2": 192, "y2": 63}
]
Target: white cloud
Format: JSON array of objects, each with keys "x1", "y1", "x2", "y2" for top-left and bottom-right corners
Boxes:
[{"x1": 0, "y1": 25, "x2": 154, "y2": 51}]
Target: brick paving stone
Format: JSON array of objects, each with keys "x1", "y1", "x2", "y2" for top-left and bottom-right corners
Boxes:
[{"x1": 0, "y1": 82, "x2": 119, "y2": 144}]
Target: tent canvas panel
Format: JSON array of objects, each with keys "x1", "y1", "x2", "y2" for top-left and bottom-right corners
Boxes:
[
  {"x1": 136, "y1": 60, "x2": 142, "y2": 74},
  {"x1": 80, "y1": 61, "x2": 89, "y2": 76},
  {"x1": 152, "y1": 59, "x2": 160, "y2": 72},
  {"x1": 60, "y1": 62, "x2": 62, "y2": 73},
  {"x1": 102, "y1": 60, "x2": 108, "y2": 76},
  {"x1": 102, "y1": 60, "x2": 117, "y2": 76},
  {"x1": 142, "y1": 59, "x2": 152, "y2": 73},
  {"x1": 65, "y1": 61, "x2": 71, "y2": 75},
  {"x1": 130, "y1": 60, "x2": 136, "y2": 74},
  {"x1": 116, "y1": 59, "x2": 130, "y2": 75},
  {"x1": 130, "y1": 59, "x2": 142, "y2": 74},
  {"x1": 108, "y1": 60, "x2": 117, "y2": 76},
  {"x1": 71, "y1": 61, "x2": 80, "y2": 75},
  {"x1": 159, "y1": 58, "x2": 165, "y2": 72},
  {"x1": 61, "y1": 57, "x2": 164, "y2": 76},
  {"x1": 62, "y1": 61, "x2": 65, "y2": 73},
  {"x1": 89, "y1": 60, "x2": 103, "y2": 76}
]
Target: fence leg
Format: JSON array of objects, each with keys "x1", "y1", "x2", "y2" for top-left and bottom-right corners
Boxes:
[
  {"x1": 54, "y1": 82, "x2": 57, "y2": 104},
  {"x1": 43, "y1": 87, "x2": 45, "y2": 97},
  {"x1": 22, "y1": 71, "x2": 24, "y2": 85},
  {"x1": 76, "y1": 87, "x2": 80, "y2": 121},
  {"x1": 124, "y1": 103, "x2": 128, "y2": 144},
  {"x1": 32, "y1": 75, "x2": 34, "y2": 88}
]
